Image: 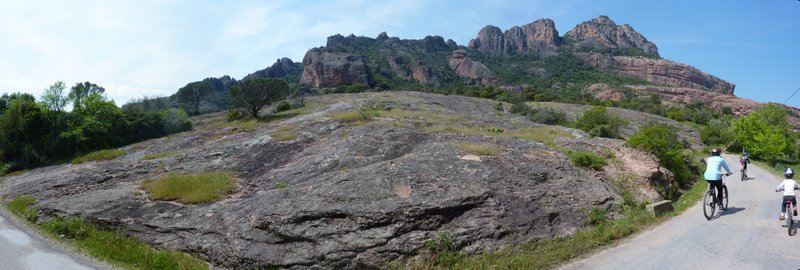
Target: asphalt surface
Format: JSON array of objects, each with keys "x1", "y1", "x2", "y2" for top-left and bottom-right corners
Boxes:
[
  {"x1": 0, "y1": 211, "x2": 96, "y2": 270},
  {"x1": 560, "y1": 154, "x2": 800, "y2": 270}
]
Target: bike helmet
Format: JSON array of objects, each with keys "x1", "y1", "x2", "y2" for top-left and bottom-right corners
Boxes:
[
  {"x1": 711, "y1": 147, "x2": 721, "y2": 156},
  {"x1": 785, "y1": 168, "x2": 794, "y2": 177}
]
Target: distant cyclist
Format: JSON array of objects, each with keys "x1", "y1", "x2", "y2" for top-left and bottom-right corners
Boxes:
[
  {"x1": 776, "y1": 168, "x2": 800, "y2": 220},
  {"x1": 704, "y1": 148, "x2": 732, "y2": 209},
  {"x1": 739, "y1": 153, "x2": 750, "y2": 172}
]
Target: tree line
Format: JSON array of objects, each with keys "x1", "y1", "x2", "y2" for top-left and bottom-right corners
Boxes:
[{"x1": 0, "y1": 77, "x2": 292, "y2": 174}]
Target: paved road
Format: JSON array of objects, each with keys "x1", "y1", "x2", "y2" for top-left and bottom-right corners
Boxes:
[
  {"x1": 561, "y1": 154, "x2": 800, "y2": 270},
  {"x1": 0, "y1": 211, "x2": 95, "y2": 270}
]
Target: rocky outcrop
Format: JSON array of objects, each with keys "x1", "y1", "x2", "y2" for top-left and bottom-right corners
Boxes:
[
  {"x1": 468, "y1": 19, "x2": 560, "y2": 56},
  {"x1": 203, "y1": 75, "x2": 237, "y2": 92},
  {"x1": 300, "y1": 49, "x2": 370, "y2": 88},
  {"x1": 448, "y1": 50, "x2": 496, "y2": 84},
  {"x1": 579, "y1": 53, "x2": 736, "y2": 94},
  {"x1": 564, "y1": 16, "x2": 658, "y2": 56},
  {"x1": 0, "y1": 91, "x2": 680, "y2": 269},
  {"x1": 242, "y1": 58, "x2": 302, "y2": 81}
]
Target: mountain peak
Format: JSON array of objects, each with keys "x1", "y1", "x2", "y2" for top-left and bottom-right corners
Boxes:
[{"x1": 564, "y1": 15, "x2": 658, "y2": 56}]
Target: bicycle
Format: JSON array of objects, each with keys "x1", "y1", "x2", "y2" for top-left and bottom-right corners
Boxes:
[
  {"x1": 703, "y1": 174, "x2": 730, "y2": 220},
  {"x1": 784, "y1": 200, "x2": 796, "y2": 236},
  {"x1": 740, "y1": 166, "x2": 747, "y2": 181}
]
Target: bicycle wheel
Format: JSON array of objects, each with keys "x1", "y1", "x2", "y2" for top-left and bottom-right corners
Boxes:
[
  {"x1": 703, "y1": 190, "x2": 716, "y2": 220},
  {"x1": 788, "y1": 207, "x2": 794, "y2": 236},
  {"x1": 721, "y1": 185, "x2": 729, "y2": 210}
]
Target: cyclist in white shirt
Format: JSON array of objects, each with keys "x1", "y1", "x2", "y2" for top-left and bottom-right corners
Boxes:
[{"x1": 776, "y1": 168, "x2": 800, "y2": 220}]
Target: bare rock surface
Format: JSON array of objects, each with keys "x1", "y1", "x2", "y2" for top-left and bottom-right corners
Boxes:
[
  {"x1": 448, "y1": 50, "x2": 496, "y2": 84},
  {"x1": 300, "y1": 49, "x2": 370, "y2": 88},
  {"x1": 468, "y1": 19, "x2": 560, "y2": 56},
  {"x1": 0, "y1": 92, "x2": 682, "y2": 269}
]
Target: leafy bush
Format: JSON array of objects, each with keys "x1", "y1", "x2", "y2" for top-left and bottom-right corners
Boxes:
[
  {"x1": 0, "y1": 162, "x2": 8, "y2": 176},
  {"x1": 733, "y1": 104, "x2": 796, "y2": 164},
  {"x1": 227, "y1": 109, "x2": 245, "y2": 121},
  {"x1": 575, "y1": 106, "x2": 626, "y2": 138},
  {"x1": 587, "y1": 208, "x2": 608, "y2": 225},
  {"x1": 529, "y1": 108, "x2": 568, "y2": 125},
  {"x1": 567, "y1": 151, "x2": 607, "y2": 170},
  {"x1": 142, "y1": 172, "x2": 236, "y2": 204},
  {"x1": 627, "y1": 123, "x2": 694, "y2": 195},
  {"x1": 7, "y1": 195, "x2": 38, "y2": 222},
  {"x1": 72, "y1": 149, "x2": 126, "y2": 164},
  {"x1": 700, "y1": 119, "x2": 735, "y2": 146},
  {"x1": 424, "y1": 231, "x2": 456, "y2": 254},
  {"x1": 275, "y1": 101, "x2": 292, "y2": 113},
  {"x1": 162, "y1": 108, "x2": 192, "y2": 134}
]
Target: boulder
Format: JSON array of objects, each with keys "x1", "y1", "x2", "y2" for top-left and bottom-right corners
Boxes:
[
  {"x1": 448, "y1": 50, "x2": 496, "y2": 84},
  {"x1": 300, "y1": 49, "x2": 370, "y2": 88}
]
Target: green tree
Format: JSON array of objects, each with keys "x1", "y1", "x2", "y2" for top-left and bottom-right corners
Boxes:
[
  {"x1": 0, "y1": 93, "x2": 36, "y2": 114},
  {"x1": 733, "y1": 104, "x2": 795, "y2": 163},
  {"x1": 68, "y1": 82, "x2": 106, "y2": 112},
  {"x1": 229, "y1": 78, "x2": 290, "y2": 118},
  {"x1": 176, "y1": 81, "x2": 214, "y2": 115},
  {"x1": 41, "y1": 81, "x2": 68, "y2": 112},
  {"x1": 575, "y1": 106, "x2": 626, "y2": 138},
  {"x1": 627, "y1": 123, "x2": 693, "y2": 198},
  {"x1": 0, "y1": 99, "x2": 50, "y2": 168}
]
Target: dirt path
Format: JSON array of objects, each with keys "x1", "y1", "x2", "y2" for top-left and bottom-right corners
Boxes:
[{"x1": 560, "y1": 154, "x2": 800, "y2": 269}]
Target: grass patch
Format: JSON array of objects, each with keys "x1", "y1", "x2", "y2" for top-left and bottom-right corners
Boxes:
[
  {"x1": 4, "y1": 169, "x2": 29, "y2": 177},
  {"x1": 567, "y1": 151, "x2": 608, "y2": 170},
  {"x1": 329, "y1": 111, "x2": 372, "y2": 124},
  {"x1": 217, "y1": 119, "x2": 266, "y2": 132},
  {"x1": 72, "y1": 149, "x2": 126, "y2": 164},
  {"x1": 141, "y1": 150, "x2": 184, "y2": 161},
  {"x1": 270, "y1": 126, "x2": 296, "y2": 141},
  {"x1": 7, "y1": 195, "x2": 38, "y2": 222},
  {"x1": 5, "y1": 195, "x2": 208, "y2": 269},
  {"x1": 142, "y1": 172, "x2": 236, "y2": 204},
  {"x1": 271, "y1": 183, "x2": 288, "y2": 189},
  {"x1": 425, "y1": 126, "x2": 574, "y2": 147},
  {"x1": 454, "y1": 143, "x2": 505, "y2": 156}
]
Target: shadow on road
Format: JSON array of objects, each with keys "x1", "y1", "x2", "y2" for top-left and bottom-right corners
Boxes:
[{"x1": 719, "y1": 207, "x2": 746, "y2": 216}]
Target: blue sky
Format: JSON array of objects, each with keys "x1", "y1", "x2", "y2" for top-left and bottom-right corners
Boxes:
[{"x1": 1, "y1": 0, "x2": 798, "y2": 107}]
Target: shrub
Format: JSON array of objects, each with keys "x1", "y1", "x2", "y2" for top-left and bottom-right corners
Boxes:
[
  {"x1": 227, "y1": 109, "x2": 245, "y2": 121},
  {"x1": 587, "y1": 208, "x2": 608, "y2": 225},
  {"x1": 42, "y1": 216, "x2": 90, "y2": 240},
  {"x1": 162, "y1": 108, "x2": 192, "y2": 134},
  {"x1": 529, "y1": 108, "x2": 568, "y2": 125},
  {"x1": 7, "y1": 195, "x2": 38, "y2": 222},
  {"x1": 0, "y1": 162, "x2": 8, "y2": 176},
  {"x1": 72, "y1": 149, "x2": 126, "y2": 164},
  {"x1": 424, "y1": 231, "x2": 456, "y2": 254},
  {"x1": 628, "y1": 123, "x2": 695, "y2": 194},
  {"x1": 275, "y1": 101, "x2": 292, "y2": 113},
  {"x1": 142, "y1": 172, "x2": 236, "y2": 204},
  {"x1": 575, "y1": 106, "x2": 626, "y2": 138},
  {"x1": 567, "y1": 151, "x2": 607, "y2": 170}
]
